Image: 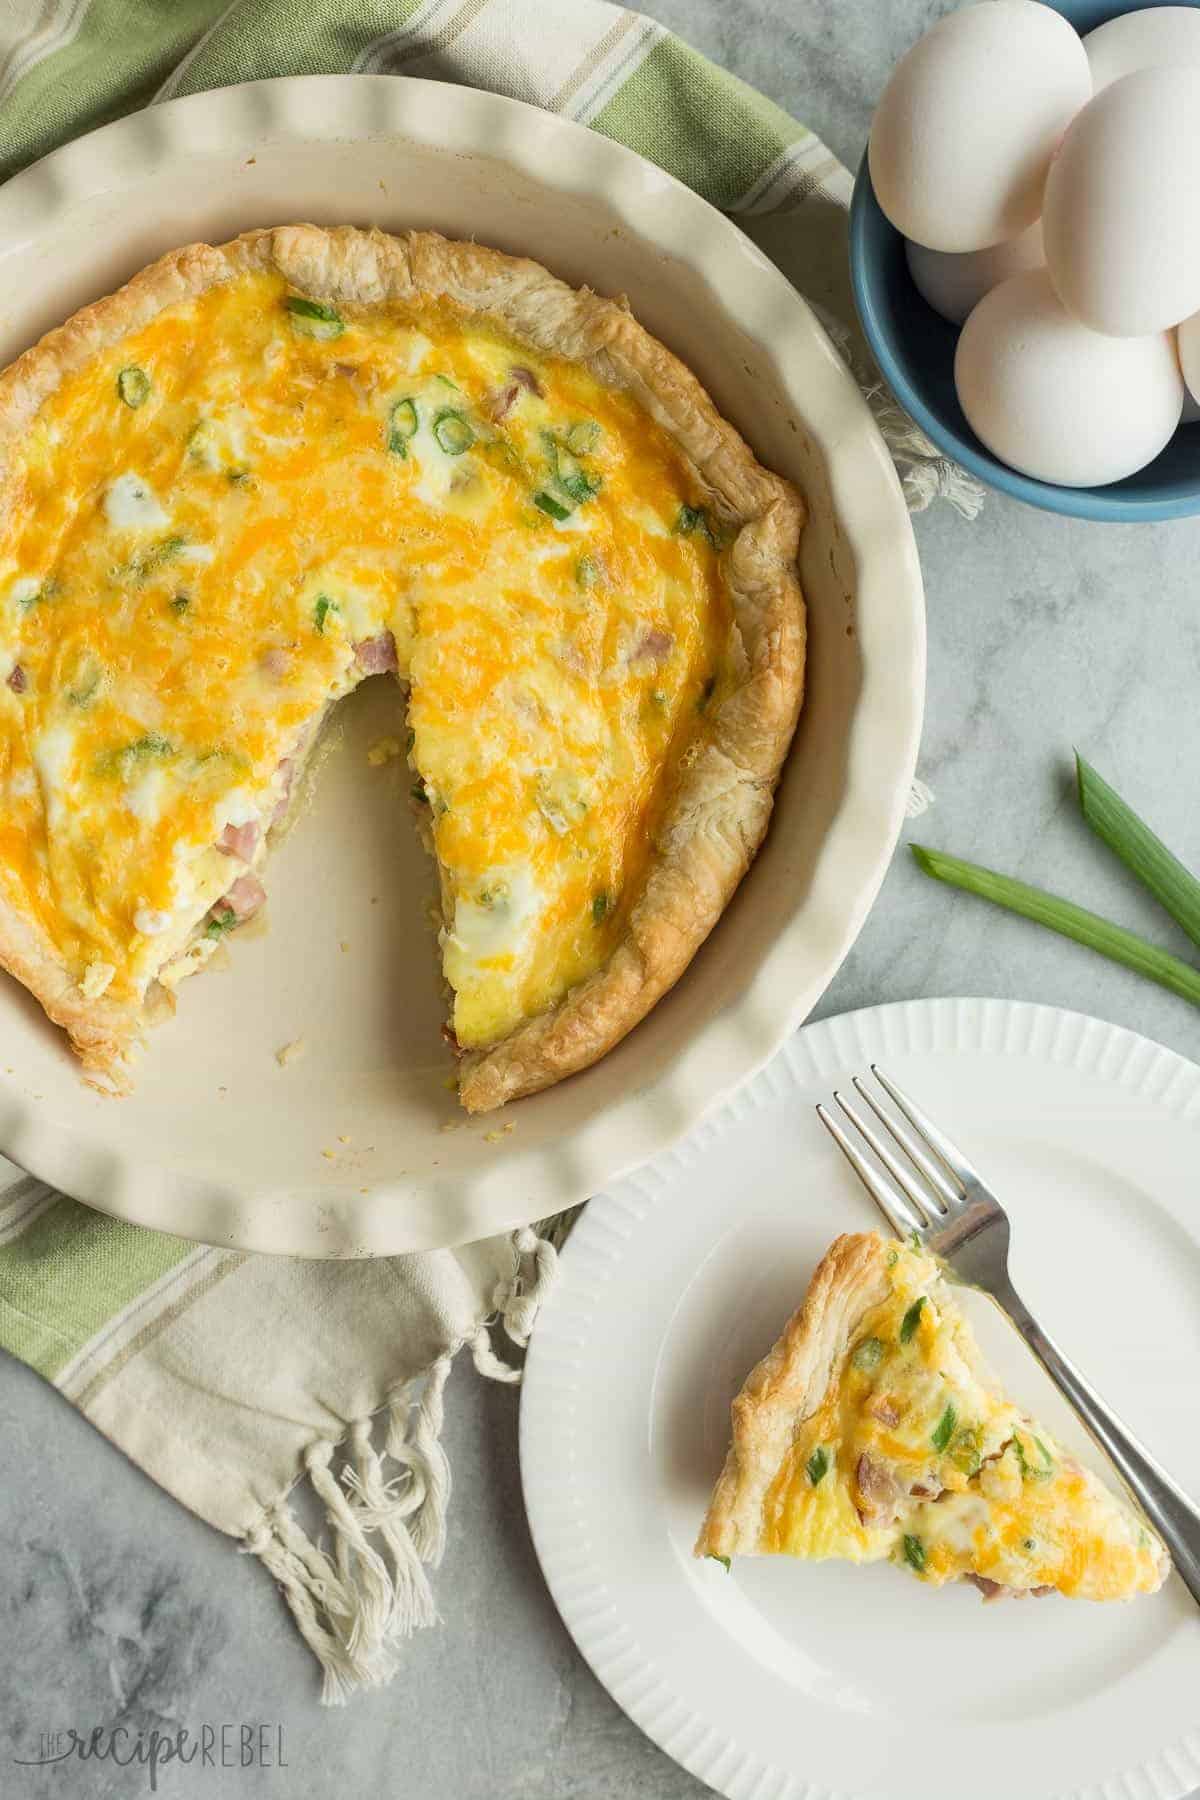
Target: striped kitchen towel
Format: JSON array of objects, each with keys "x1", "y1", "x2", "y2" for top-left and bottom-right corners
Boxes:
[{"x1": 0, "y1": 0, "x2": 978, "y2": 1708}]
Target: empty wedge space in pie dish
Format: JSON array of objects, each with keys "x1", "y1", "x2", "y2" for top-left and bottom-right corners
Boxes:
[{"x1": 0, "y1": 223, "x2": 805, "y2": 1112}]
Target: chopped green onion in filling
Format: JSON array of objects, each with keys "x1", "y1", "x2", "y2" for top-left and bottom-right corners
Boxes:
[
  {"x1": 806, "y1": 1445, "x2": 829, "y2": 1487},
  {"x1": 387, "y1": 397, "x2": 419, "y2": 456},
  {"x1": 533, "y1": 490, "x2": 572, "y2": 522},
  {"x1": 902, "y1": 1534, "x2": 926, "y2": 1573},
  {"x1": 899, "y1": 1297, "x2": 926, "y2": 1344},
  {"x1": 575, "y1": 554, "x2": 602, "y2": 589},
  {"x1": 564, "y1": 420, "x2": 601, "y2": 456},
  {"x1": 432, "y1": 409, "x2": 474, "y2": 456},
  {"x1": 931, "y1": 1401, "x2": 957, "y2": 1453},
  {"x1": 170, "y1": 593, "x2": 191, "y2": 614},
  {"x1": 313, "y1": 595, "x2": 338, "y2": 635},
  {"x1": 94, "y1": 733, "x2": 174, "y2": 780},
  {"x1": 117, "y1": 366, "x2": 150, "y2": 408},
  {"x1": 591, "y1": 891, "x2": 610, "y2": 924},
  {"x1": 205, "y1": 906, "x2": 237, "y2": 941},
  {"x1": 285, "y1": 295, "x2": 345, "y2": 340},
  {"x1": 851, "y1": 1336, "x2": 885, "y2": 1373},
  {"x1": 674, "y1": 503, "x2": 725, "y2": 546},
  {"x1": 950, "y1": 1426, "x2": 982, "y2": 1476}
]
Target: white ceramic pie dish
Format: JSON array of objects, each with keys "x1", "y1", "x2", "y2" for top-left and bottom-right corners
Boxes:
[{"x1": 0, "y1": 75, "x2": 924, "y2": 1256}]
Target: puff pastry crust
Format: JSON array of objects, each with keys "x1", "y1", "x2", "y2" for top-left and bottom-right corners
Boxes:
[{"x1": 0, "y1": 226, "x2": 805, "y2": 1104}]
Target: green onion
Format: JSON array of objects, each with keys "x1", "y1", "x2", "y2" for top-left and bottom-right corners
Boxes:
[
  {"x1": 205, "y1": 906, "x2": 237, "y2": 941},
  {"x1": 902, "y1": 1534, "x2": 926, "y2": 1573},
  {"x1": 313, "y1": 595, "x2": 338, "y2": 635},
  {"x1": 851, "y1": 1336, "x2": 885, "y2": 1373},
  {"x1": 411, "y1": 779, "x2": 428, "y2": 805},
  {"x1": 434, "y1": 373, "x2": 460, "y2": 390},
  {"x1": 1077, "y1": 752, "x2": 1200, "y2": 953},
  {"x1": 675, "y1": 503, "x2": 707, "y2": 536},
  {"x1": 951, "y1": 1427, "x2": 982, "y2": 1476},
  {"x1": 912, "y1": 844, "x2": 1200, "y2": 1010},
  {"x1": 388, "y1": 397, "x2": 419, "y2": 456},
  {"x1": 170, "y1": 594, "x2": 190, "y2": 614},
  {"x1": 931, "y1": 1402, "x2": 957, "y2": 1453},
  {"x1": 432, "y1": 409, "x2": 474, "y2": 456},
  {"x1": 559, "y1": 466, "x2": 600, "y2": 505},
  {"x1": 533, "y1": 490, "x2": 572, "y2": 521},
  {"x1": 66, "y1": 662, "x2": 103, "y2": 708},
  {"x1": 706, "y1": 1553, "x2": 731, "y2": 1573},
  {"x1": 592, "y1": 892, "x2": 610, "y2": 924},
  {"x1": 564, "y1": 420, "x2": 601, "y2": 456},
  {"x1": 806, "y1": 1446, "x2": 829, "y2": 1487},
  {"x1": 1012, "y1": 1433, "x2": 1054, "y2": 1483},
  {"x1": 575, "y1": 554, "x2": 602, "y2": 590},
  {"x1": 226, "y1": 468, "x2": 250, "y2": 485},
  {"x1": 94, "y1": 733, "x2": 174, "y2": 779},
  {"x1": 130, "y1": 535, "x2": 186, "y2": 580},
  {"x1": 899, "y1": 1297, "x2": 926, "y2": 1344},
  {"x1": 908, "y1": 1228, "x2": 922, "y2": 1252},
  {"x1": 285, "y1": 295, "x2": 344, "y2": 340},
  {"x1": 117, "y1": 366, "x2": 150, "y2": 408}
]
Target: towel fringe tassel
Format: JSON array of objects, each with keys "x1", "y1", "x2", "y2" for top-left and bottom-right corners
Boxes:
[{"x1": 243, "y1": 1225, "x2": 560, "y2": 1702}]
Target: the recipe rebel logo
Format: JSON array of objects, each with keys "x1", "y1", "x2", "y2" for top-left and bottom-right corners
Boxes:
[{"x1": 12, "y1": 1722, "x2": 288, "y2": 1790}]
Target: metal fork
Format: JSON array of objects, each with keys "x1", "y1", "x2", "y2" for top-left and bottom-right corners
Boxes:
[{"x1": 816, "y1": 1065, "x2": 1200, "y2": 1606}]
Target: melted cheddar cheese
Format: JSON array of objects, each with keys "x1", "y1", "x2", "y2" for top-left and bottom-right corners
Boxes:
[
  {"x1": 760, "y1": 1243, "x2": 1165, "y2": 1600},
  {"x1": 0, "y1": 271, "x2": 730, "y2": 1048}
]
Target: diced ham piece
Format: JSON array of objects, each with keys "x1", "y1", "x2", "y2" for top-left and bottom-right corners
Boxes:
[
  {"x1": 634, "y1": 628, "x2": 674, "y2": 662},
  {"x1": 6, "y1": 664, "x2": 25, "y2": 693},
  {"x1": 218, "y1": 820, "x2": 260, "y2": 861},
  {"x1": 855, "y1": 1452, "x2": 904, "y2": 1527},
  {"x1": 260, "y1": 646, "x2": 291, "y2": 680},
  {"x1": 966, "y1": 1574, "x2": 1007, "y2": 1600},
  {"x1": 270, "y1": 757, "x2": 296, "y2": 828},
  {"x1": 218, "y1": 872, "x2": 266, "y2": 923},
  {"x1": 487, "y1": 382, "x2": 521, "y2": 423},
  {"x1": 511, "y1": 365, "x2": 542, "y2": 395},
  {"x1": 354, "y1": 630, "x2": 398, "y2": 675},
  {"x1": 868, "y1": 1395, "x2": 900, "y2": 1427}
]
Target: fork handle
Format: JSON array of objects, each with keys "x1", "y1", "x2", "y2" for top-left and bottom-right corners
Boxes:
[{"x1": 1002, "y1": 1284, "x2": 1200, "y2": 1607}]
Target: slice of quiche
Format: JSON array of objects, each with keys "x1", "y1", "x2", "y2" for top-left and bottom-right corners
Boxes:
[
  {"x1": 696, "y1": 1233, "x2": 1168, "y2": 1600},
  {"x1": 0, "y1": 225, "x2": 804, "y2": 1107}
]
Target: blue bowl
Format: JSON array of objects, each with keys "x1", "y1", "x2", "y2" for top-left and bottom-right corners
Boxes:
[{"x1": 849, "y1": 0, "x2": 1200, "y2": 521}]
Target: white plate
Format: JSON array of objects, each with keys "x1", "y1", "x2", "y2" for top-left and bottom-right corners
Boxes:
[
  {"x1": 0, "y1": 76, "x2": 923, "y2": 1257},
  {"x1": 521, "y1": 998, "x2": 1200, "y2": 1800}
]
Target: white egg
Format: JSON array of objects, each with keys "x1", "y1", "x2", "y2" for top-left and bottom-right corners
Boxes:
[
  {"x1": 906, "y1": 221, "x2": 1045, "y2": 326},
  {"x1": 955, "y1": 269, "x2": 1183, "y2": 486},
  {"x1": 1178, "y1": 315, "x2": 1200, "y2": 422},
  {"x1": 869, "y1": 1, "x2": 1091, "y2": 253},
  {"x1": 1043, "y1": 66, "x2": 1200, "y2": 336},
  {"x1": 1084, "y1": 6, "x2": 1200, "y2": 94}
]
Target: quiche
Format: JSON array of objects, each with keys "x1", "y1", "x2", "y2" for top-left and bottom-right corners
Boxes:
[
  {"x1": 696, "y1": 1233, "x2": 1169, "y2": 1600},
  {"x1": 0, "y1": 225, "x2": 805, "y2": 1108}
]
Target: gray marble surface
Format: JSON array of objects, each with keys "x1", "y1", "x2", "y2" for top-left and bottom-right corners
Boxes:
[{"x1": 4, "y1": 2, "x2": 1200, "y2": 1796}]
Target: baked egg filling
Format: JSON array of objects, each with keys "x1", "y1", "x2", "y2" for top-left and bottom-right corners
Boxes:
[{"x1": 0, "y1": 271, "x2": 731, "y2": 1053}]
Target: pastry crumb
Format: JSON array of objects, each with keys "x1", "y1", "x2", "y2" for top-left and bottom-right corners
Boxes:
[
  {"x1": 321, "y1": 1148, "x2": 336, "y2": 1161},
  {"x1": 483, "y1": 1122, "x2": 516, "y2": 1143},
  {"x1": 367, "y1": 735, "x2": 403, "y2": 766},
  {"x1": 337, "y1": 1134, "x2": 350, "y2": 1145},
  {"x1": 275, "y1": 1036, "x2": 306, "y2": 1067},
  {"x1": 339, "y1": 939, "x2": 350, "y2": 953},
  {"x1": 80, "y1": 959, "x2": 115, "y2": 1000}
]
